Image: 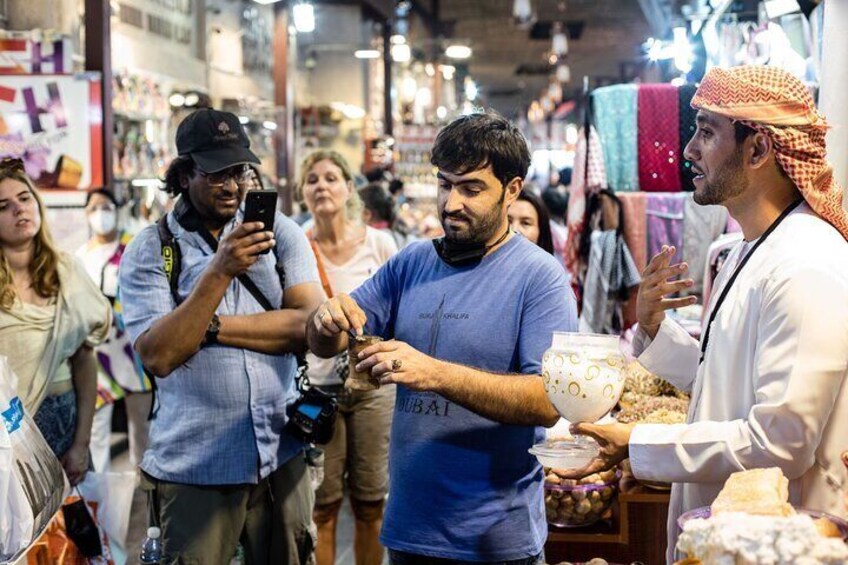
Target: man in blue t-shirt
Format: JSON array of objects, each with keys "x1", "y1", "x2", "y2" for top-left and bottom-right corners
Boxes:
[{"x1": 306, "y1": 113, "x2": 578, "y2": 565}]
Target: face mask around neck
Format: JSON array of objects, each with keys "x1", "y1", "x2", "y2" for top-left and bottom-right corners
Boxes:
[{"x1": 433, "y1": 227, "x2": 511, "y2": 267}]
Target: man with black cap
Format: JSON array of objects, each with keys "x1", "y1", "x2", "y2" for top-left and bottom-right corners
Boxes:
[{"x1": 119, "y1": 109, "x2": 324, "y2": 564}]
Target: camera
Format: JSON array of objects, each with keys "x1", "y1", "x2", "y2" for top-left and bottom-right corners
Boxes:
[{"x1": 287, "y1": 387, "x2": 337, "y2": 445}]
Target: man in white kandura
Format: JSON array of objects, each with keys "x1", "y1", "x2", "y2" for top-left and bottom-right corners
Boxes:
[{"x1": 559, "y1": 65, "x2": 848, "y2": 563}]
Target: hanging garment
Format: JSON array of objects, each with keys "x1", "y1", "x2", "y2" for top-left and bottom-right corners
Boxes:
[
  {"x1": 678, "y1": 84, "x2": 698, "y2": 192},
  {"x1": 618, "y1": 193, "x2": 649, "y2": 273},
  {"x1": 638, "y1": 84, "x2": 681, "y2": 192},
  {"x1": 647, "y1": 194, "x2": 686, "y2": 266},
  {"x1": 682, "y1": 196, "x2": 728, "y2": 297},
  {"x1": 593, "y1": 84, "x2": 639, "y2": 192},
  {"x1": 564, "y1": 126, "x2": 606, "y2": 286},
  {"x1": 579, "y1": 230, "x2": 641, "y2": 335}
]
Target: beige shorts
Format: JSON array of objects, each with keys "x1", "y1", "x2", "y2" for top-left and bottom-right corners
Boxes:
[{"x1": 315, "y1": 385, "x2": 395, "y2": 506}]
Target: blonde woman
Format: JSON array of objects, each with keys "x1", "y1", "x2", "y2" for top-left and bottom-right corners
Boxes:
[
  {"x1": 299, "y1": 150, "x2": 397, "y2": 565},
  {"x1": 0, "y1": 158, "x2": 111, "y2": 485}
]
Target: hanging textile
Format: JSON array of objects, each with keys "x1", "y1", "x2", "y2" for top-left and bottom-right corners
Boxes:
[
  {"x1": 593, "y1": 84, "x2": 639, "y2": 192},
  {"x1": 678, "y1": 84, "x2": 698, "y2": 192},
  {"x1": 682, "y1": 195, "x2": 728, "y2": 296},
  {"x1": 618, "y1": 192, "x2": 648, "y2": 273},
  {"x1": 579, "y1": 230, "x2": 642, "y2": 335},
  {"x1": 564, "y1": 126, "x2": 606, "y2": 285},
  {"x1": 646, "y1": 193, "x2": 686, "y2": 266},
  {"x1": 637, "y1": 84, "x2": 681, "y2": 192}
]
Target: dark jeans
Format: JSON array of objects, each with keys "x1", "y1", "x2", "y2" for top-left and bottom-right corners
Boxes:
[{"x1": 388, "y1": 549, "x2": 544, "y2": 565}]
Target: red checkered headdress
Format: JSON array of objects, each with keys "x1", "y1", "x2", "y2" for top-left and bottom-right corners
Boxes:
[{"x1": 692, "y1": 65, "x2": 848, "y2": 241}]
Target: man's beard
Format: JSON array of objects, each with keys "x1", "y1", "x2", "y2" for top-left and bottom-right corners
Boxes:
[
  {"x1": 441, "y1": 191, "x2": 506, "y2": 245},
  {"x1": 693, "y1": 146, "x2": 748, "y2": 206}
]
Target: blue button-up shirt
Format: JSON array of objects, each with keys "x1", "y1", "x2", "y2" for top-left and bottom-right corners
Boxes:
[{"x1": 118, "y1": 203, "x2": 318, "y2": 485}]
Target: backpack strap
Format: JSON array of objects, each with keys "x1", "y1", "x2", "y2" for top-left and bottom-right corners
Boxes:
[
  {"x1": 146, "y1": 216, "x2": 183, "y2": 420},
  {"x1": 157, "y1": 216, "x2": 182, "y2": 305}
]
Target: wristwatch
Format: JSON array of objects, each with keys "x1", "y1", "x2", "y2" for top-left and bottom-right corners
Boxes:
[{"x1": 204, "y1": 313, "x2": 221, "y2": 346}]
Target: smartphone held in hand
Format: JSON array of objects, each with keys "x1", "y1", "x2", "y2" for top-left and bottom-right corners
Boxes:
[{"x1": 243, "y1": 190, "x2": 278, "y2": 254}]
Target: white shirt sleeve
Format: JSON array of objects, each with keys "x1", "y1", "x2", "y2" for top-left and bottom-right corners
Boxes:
[
  {"x1": 633, "y1": 318, "x2": 701, "y2": 393},
  {"x1": 629, "y1": 265, "x2": 848, "y2": 484}
]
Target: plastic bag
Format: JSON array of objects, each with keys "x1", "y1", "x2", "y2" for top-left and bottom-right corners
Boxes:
[
  {"x1": 76, "y1": 472, "x2": 136, "y2": 551},
  {"x1": 26, "y1": 494, "x2": 115, "y2": 565},
  {"x1": 0, "y1": 356, "x2": 70, "y2": 563}
]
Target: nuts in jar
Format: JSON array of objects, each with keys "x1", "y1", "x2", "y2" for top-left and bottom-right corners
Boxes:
[{"x1": 544, "y1": 468, "x2": 620, "y2": 528}]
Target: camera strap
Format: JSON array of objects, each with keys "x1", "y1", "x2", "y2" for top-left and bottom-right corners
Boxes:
[{"x1": 148, "y1": 210, "x2": 306, "y2": 422}]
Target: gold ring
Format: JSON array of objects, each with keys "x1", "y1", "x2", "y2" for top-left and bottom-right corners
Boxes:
[{"x1": 391, "y1": 359, "x2": 402, "y2": 372}]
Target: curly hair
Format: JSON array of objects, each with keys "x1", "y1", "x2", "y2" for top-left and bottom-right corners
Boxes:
[
  {"x1": 0, "y1": 171, "x2": 61, "y2": 311},
  {"x1": 161, "y1": 155, "x2": 196, "y2": 198}
]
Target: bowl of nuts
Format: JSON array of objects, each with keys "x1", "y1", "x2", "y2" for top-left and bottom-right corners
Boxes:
[{"x1": 544, "y1": 468, "x2": 621, "y2": 528}]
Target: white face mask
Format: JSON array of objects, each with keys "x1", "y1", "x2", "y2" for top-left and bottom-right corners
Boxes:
[{"x1": 88, "y1": 209, "x2": 117, "y2": 236}]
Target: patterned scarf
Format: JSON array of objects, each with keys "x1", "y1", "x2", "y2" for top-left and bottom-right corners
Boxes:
[
  {"x1": 691, "y1": 65, "x2": 848, "y2": 241},
  {"x1": 637, "y1": 84, "x2": 681, "y2": 192}
]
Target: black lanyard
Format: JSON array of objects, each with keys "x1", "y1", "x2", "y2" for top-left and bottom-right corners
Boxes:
[{"x1": 699, "y1": 198, "x2": 803, "y2": 364}]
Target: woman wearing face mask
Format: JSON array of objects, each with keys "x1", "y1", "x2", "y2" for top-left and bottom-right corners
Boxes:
[
  {"x1": 299, "y1": 151, "x2": 398, "y2": 565},
  {"x1": 75, "y1": 189, "x2": 152, "y2": 473},
  {"x1": 0, "y1": 159, "x2": 111, "y2": 485}
]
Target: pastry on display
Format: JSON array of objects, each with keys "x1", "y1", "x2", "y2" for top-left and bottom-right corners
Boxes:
[
  {"x1": 676, "y1": 468, "x2": 848, "y2": 564},
  {"x1": 676, "y1": 512, "x2": 848, "y2": 564},
  {"x1": 710, "y1": 467, "x2": 793, "y2": 517}
]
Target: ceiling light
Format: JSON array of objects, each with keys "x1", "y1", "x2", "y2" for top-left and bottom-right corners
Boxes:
[
  {"x1": 354, "y1": 49, "x2": 381, "y2": 59},
  {"x1": 184, "y1": 93, "x2": 200, "y2": 107},
  {"x1": 464, "y1": 77, "x2": 478, "y2": 101},
  {"x1": 292, "y1": 2, "x2": 315, "y2": 33},
  {"x1": 548, "y1": 81, "x2": 562, "y2": 103},
  {"x1": 436, "y1": 106, "x2": 448, "y2": 120},
  {"x1": 441, "y1": 64, "x2": 456, "y2": 80},
  {"x1": 552, "y1": 22, "x2": 568, "y2": 56},
  {"x1": 513, "y1": 0, "x2": 536, "y2": 29},
  {"x1": 391, "y1": 43, "x2": 411, "y2": 63},
  {"x1": 390, "y1": 34, "x2": 406, "y2": 45},
  {"x1": 425, "y1": 63, "x2": 436, "y2": 76},
  {"x1": 252, "y1": 0, "x2": 282, "y2": 4},
  {"x1": 239, "y1": 116, "x2": 250, "y2": 125},
  {"x1": 168, "y1": 93, "x2": 185, "y2": 107},
  {"x1": 445, "y1": 44, "x2": 472, "y2": 59},
  {"x1": 556, "y1": 64, "x2": 571, "y2": 83},
  {"x1": 402, "y1": 75, "x2": 418, "y2": 102},
  {"x1": 263, "y1": 121, "x2": 278, "y2": 130}
]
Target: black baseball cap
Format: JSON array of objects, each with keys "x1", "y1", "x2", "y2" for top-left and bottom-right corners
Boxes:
[{"x1": 176, "y1": 108, "x2": 261, "y2": 173}]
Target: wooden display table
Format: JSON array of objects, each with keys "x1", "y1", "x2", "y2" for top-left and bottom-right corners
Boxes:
[{"x1": 544, "y1": 476, "x2": 670, "y2": 564}]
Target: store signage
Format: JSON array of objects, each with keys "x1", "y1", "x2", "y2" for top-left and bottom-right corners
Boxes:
[
  {"x1": 0, "y1": 74, "x2": 104, "y2": 191},
  {"x1": 0, "y1": 37, "x2": 73, "y2": 75}
]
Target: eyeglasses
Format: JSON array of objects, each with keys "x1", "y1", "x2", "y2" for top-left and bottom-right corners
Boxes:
[
  {"x1": 0, "y1": 157, "x2": 25, "y2": 174},
  {"x1": 197, "y1": 166, "x2": 253, "y2": 188}
]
